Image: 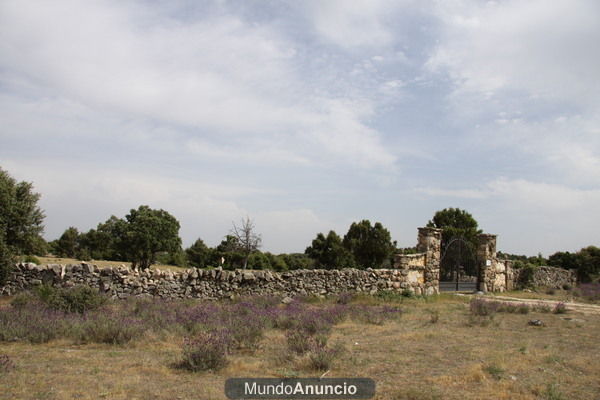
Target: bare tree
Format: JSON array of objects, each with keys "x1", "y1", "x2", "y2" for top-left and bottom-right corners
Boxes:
[{"x1": 230, "y1": 216, "x2": 262, "y2": 269}]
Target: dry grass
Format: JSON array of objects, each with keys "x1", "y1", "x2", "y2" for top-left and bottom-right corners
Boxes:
[
  {"x1": 36, "y1": 257, "x2": 186, "y2": 272},
  {"x1": 1, "y1": 295, "x2": 599, "y2": 399}
]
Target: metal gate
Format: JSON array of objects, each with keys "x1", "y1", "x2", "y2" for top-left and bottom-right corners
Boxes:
[{"x1": 439, "y1": 237, "x2": 479, "y2": 292}]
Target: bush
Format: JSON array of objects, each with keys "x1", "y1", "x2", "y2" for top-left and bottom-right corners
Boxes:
[
  {"x1": 308, "y1": 342, "x2": 345, "y2": 371},
  {"x1": 286, "y1": 330, "x2": 313, "y2": 355},
  {"x1": 36, "y1": 285, "x2": 108, "y2": 314},
  {"x1": 180, "y1": 330, "x2": 231, "y2": 372},
  {"x1": 10, "y1": 292, "x2": 38, "y2": 309},
  {"x1": 469, "y1": 298, "x2": 498, "y2": 316},
  {"x1": 0, "y1": 305, "x2": 67, "y2": 343},
  {"x1": 0, "y1": 239, "x2": 15, "y2": 286},
  {"x1": 75, "y1": 312, "x2": 145, "y2": 345},
  {"x1": 553, "y1": 302, "x2": 567, "y2": 314}
]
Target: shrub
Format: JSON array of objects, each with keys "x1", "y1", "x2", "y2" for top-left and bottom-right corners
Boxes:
[
  {"x1": 517, "y1": 304, "x2": 530, "y2": 314},
  {"x1": 10, "y1": 292, "x2": 38, "y2": 309},
  {"x1": 76, "y1": 312, "x2": 145, "y2": 345},
  {"x1": 553, "y1": 302, "x2": 567, "y2": 314},
  {"x1": 308, "y1": 342, "x2": 344, "y2": 371},
  {"x1": 0, "y1": 354, "x2": 14, "y2": 374},
  {"x1": 0, "y1": 239, "x2": 15, "y2": 286},
  {"x1": 577, "y1": 283, "x2": 600, "y2": 302},
  {"x1": 34, "y1": 285, "x2": 108, "y2": 314},
  {"x1": 286, "y1": 330, "x2": 313, "y2": 355},
  {"x1": 180, "y1": 330, "x2": 231, "y2": 372},
  {"x1": 0, "y1": 304, "x2": 67, "y2": 343},
  {"x1": 469, "y1": 298, "x2": 498, "y2": 316},
  {"x1": 225, "y1": 315, "x2": 265, "y2": 350},
  {"x1": 428, "y1": 309, "x2": 440, "y2": 324},
  {"x1": 51, "y1": 286, "x2": 108, "y2": 314},
  {"x1": 484, "y1": 364, "x2": 505, "y2": 380},
  {"x1": 562, "y1": 283, "x2": 572, "y2": 291}
]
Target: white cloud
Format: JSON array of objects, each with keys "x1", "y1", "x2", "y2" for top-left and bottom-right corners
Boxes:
[
  {"x1": 0, "y1": 0, "x2": 396, "y2": 170},
  {"x1": 427, "y1": 0, "x2": 600, "y2": 107},
  {"x1": 304, "y1": 0, "x2": 397, "y2": 49},
  {"x1": 416, "y1": 177, "x2": 600, "y2": 254}
]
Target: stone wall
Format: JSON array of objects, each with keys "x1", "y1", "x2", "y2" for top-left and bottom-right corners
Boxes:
[
  {"x1": 0, "y1": 262, "x2": 435, "y2": 299},
  {"x1": 513, "y1": 265, "x2": 576, "y2": 289},
  {"x1": 0, "y1": 227, "x2": 575, "y2": 298}
]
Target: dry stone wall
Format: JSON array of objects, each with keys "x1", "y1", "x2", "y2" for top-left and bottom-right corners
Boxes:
[
  {"x1": 513, "y1": 265, "x2": 576, "y2": 289},
  {"x1": 0, "y1": 262, "x2": 435, "y2": 299}
]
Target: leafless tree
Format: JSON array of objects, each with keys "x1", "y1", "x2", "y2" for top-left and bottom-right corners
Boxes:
[{"x1": 230, "y1": 216, "x2": 262, "y2": 269}]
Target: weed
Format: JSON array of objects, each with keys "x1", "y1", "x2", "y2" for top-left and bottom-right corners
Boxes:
[
  {"x1": 428, "y1": 309, "x2": 440, "y2": 324},
  {"x1": 0, "y1": 354, "x2": 14, "y2": 374},
  {"x1": 483, "y1": 364, "x2": 505, "y2": 380},
  {"x1": 543, "y1": 383, "x2": 565, "y2": 400},
  {"x1": 553, "y1": 302, "x2": 567, "y2": 314}
]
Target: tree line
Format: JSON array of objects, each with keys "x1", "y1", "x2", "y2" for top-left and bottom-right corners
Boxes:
[{"x1": 1, "y1": 167, "x2": 599, "y2": 284}]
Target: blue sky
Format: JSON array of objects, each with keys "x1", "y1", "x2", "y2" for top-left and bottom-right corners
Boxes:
[{"x1": 1, "y1": 0, "x2": 599, "y2": 256}]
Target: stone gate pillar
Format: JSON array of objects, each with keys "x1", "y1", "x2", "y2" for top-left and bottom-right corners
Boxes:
[
  {"x1": 477, "y1": 234, "x2": 497, "y2": 292},
  {"x1": 417, "y1": 227, "x2": 442, "y2": 295}
]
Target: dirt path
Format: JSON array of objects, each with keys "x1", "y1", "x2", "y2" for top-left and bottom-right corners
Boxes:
[{"x1": 479, "y1": 294, "x2": 600, "y2": 315}]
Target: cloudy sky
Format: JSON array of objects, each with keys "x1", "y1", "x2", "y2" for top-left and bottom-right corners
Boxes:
[{"x1": 1, "y1": 0, "x2": 599, "y2": 256}]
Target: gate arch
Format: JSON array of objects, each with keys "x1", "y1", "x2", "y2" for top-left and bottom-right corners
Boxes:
[{"x1": 439, "y1": 236, "x2": 479, "y2": 292}]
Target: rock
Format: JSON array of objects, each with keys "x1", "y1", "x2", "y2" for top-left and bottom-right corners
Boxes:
[
  {"x1": 528, "y1": 319, "x2": 544, "y2": 327},
  {"x1": 242, "y1": 272, "x2": 256, "y2": 282},
  {"x1": 281, "y1": 296, "x2": 293, "y2": 304}
]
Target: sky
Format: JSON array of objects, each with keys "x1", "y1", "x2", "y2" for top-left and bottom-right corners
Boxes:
[{"x1": 1, "y1": 0, "x2": 599, "y2": 256}]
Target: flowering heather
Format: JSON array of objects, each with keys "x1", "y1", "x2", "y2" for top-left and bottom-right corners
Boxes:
[
  {"x1": 308, "y1": 342, "x2": 344, "y2": 371},
  {"x1": 176, "y1": 302, "x2": 223, "y2": 333},
  {"x1": 0, "y1": 303, "x2": 70, "y2": 343},
  {"x1": 469, "y1": 298, "x2": 500, "y2": 316},
  {"x1": 181, "y1": 329, "x2": 232, "y2": 372},
  {"x1": 75, "y1": 310, "x2": 146, "y2": 345},
  {"x1": 577, "y1": 283, "x2": 600, "y2": 301}
]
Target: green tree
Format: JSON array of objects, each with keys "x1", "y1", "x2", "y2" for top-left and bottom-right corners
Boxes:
[
  {"x1": 281, "y1": 253, "x2": 314, "y2": 270},
  {"x1": 121, "y1": 205, "x2": 182, "y2": 270},
  {"x1": 576, "y1": 246, "x2": 600, "y2": 282},
  {"x1": 214, "y1": 235, "x2": 245, "y2": 269},
  {"x1": 56, "y1": 227, "x2": 80, "y2": 258},
  {"x1": 305, "y1": 231, "x2": 355, "y2": 269},
  {"x1": 427, "y1": 208, "x2": 481, "y2": 279},
  {"x1": 95, "y1": 215, "x2": 129, "y2": 260},
  {"x1": 247, "y1": 251, "x2": 271, "y2": 270},
  {"x1": 342, "y1": 220, "x2": 394, "y2": 269},
  {"x1": 0, "y1": 168, "x2": 45, "y2": 283},
  {"x1": 185, "y1": 238, "x2": 211, "y2": 268}
]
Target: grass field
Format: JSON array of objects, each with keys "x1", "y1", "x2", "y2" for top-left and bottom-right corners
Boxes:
[{"x1": 1, "y1": 293, "x2": 599, "y2": 400}]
